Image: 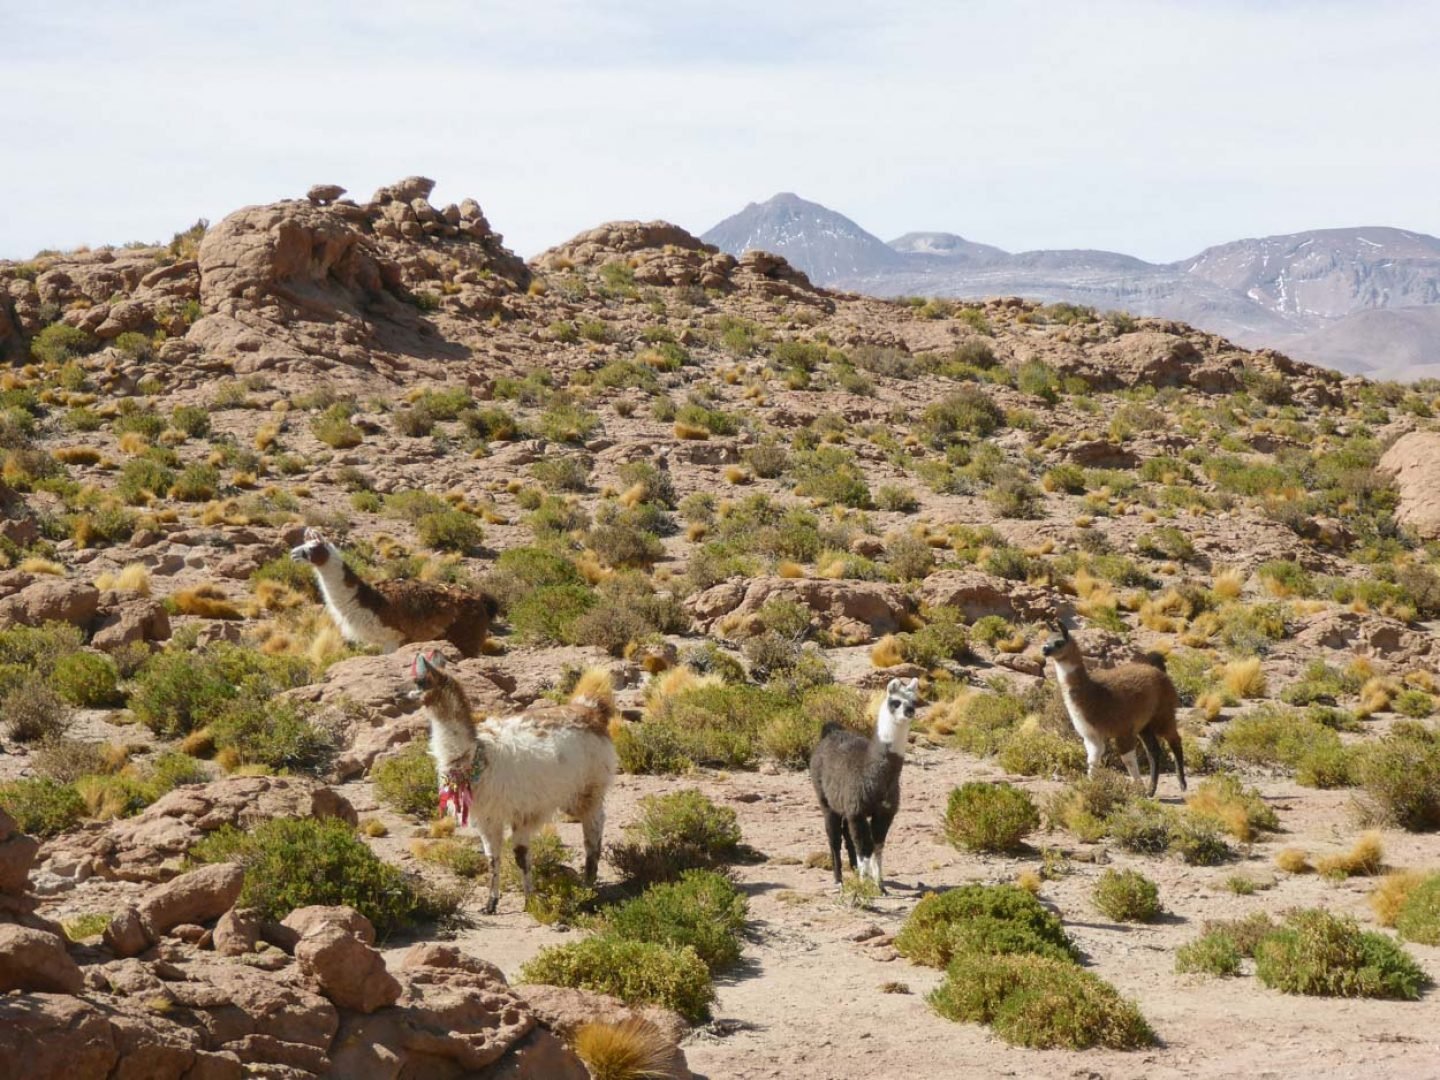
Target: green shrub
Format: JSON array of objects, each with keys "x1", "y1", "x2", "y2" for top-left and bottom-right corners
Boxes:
[
  {"x1": 1356, "y1": 722, "x2": 1440, "y2": 830},
  {"x1": 895, "y1": 884, "x2": 1078, "y2": 969},
  {"x1": 1394, "y1": 874, "x2": 1440, "y2": 945},
  {"x1": 1107, "y1": 799, "x2": 1176, "y2": 854},
  {"x1": 501, "y1": 829, "x2": 596, "y2": 925},
  {"x1": 607, "y1": 789, "x2": 744, "y2": 886},
  {"x1": 535, "y1": 401, "x2": 600, "y2": 443},
  {"x1": 531, "y1": 455, "x2": 591, "y2": 492},
  {"x1": 508, "y1": 584, "x2": 598, "y2": 645},
  {"x1": 169, "y1": 463, "x2": 219, "y2": 502},
  {"x1": 1393, "y1": 689, "x2": 1435, "y2": 719},
  {"x1": 191, "y1": 817, "x2": 444, "y2": 937},
  {"x1": 604, "y1": 870, "x2": 747, "y2": 973},
  {"x1": 170, "y1": 406, "x2": 211, "y2": 438},
  {"x1": 791, "y1": 447, "x2": 870, "y2": 508},
  {"x1": 930, "y1": 953, "x2": 1154, "y2": 1050},
  {"x1": 1174, "y1": 930, "x2": 1242, "y2": 976},
  {"x1": 943, "y1": 782, "x2": 1038, "y2": 853},
  {"x1": 130, "y1": 644, "x2": 311, "y2": 738},
  {"x1": 919, "y1": 387, "x2": 1004, "y2": 444},
  {"x1": 31, "y1": 323, "x2": 95, "y2": 364},
  {"x1": 116, "y1": 457, "x2": 175, "y2": 504},
  {"x1": 1254, "y1": 909, "x2": 1428, "y2": 1000},
  {"x1": 416, "y1": 509, "x2": 484, "y2": 554},
  {"x1": 0, "y1": 777, "x2": 85, "y2": 836},
  {"x1": 997, "y1": 727, "x2": 1086, "y2": 778},
  {"x1": 948, "y1": 691, "x2": 1026, "y2": 756},
  {"x1": 210, "y1": 697, "x2": 335, "y2": 774},
  {"x1": 629, "y1": 684, "x2": 793, "y2": 772},
  {"x1": 1092, "y1": 869, "x2": 1160, "y2": 922},
  {"x1": 1213, "y1": 705, "x2": 1342, "y2": 775},
  {"x1": 756, "y1": 684, "x2": 869, "y2": 769},
  {"x1": 371, "y1": 741, "x2": 438, "y2": 819},
  {"x1": 1168, "y1": 815, "x2": 1232, "y2": 865},
  {"x1": 1, "y1": 677, "x2": 71, "y2": 742},
  {"x1": 519, "y1": 936, "x2": 714, "y2": 1023},
  {"x1": 50, "y1": 651, "x2": 122, "y2": 708},
  {"x1": 312, "y1": 404, "x2": 363, "y2": 448},
  {"x1": 0, "y1": 622, "x2": 83, "y2": 676}
]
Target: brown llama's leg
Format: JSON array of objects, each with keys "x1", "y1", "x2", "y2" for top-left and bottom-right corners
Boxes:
[
  {"x1": 579, "y1": 800, "x2": 606, "y2": 886},
  {"x1": 446, "y1": 610, "x2": 488, "y2": 659},
  {"x1": 1139, "y1": 730, "x2": 1163, "y2": 798},
  {"x1": 479, "y1": 823, "x2": 505, "y2": 914},
  {"x1": 1166, "y1": 733, "x2": 1187, "y2": 792}
]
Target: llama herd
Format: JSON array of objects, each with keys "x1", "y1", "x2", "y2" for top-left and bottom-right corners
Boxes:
[{"x1": 294, "y1": 530, "x2": 1187, "y2": 908}]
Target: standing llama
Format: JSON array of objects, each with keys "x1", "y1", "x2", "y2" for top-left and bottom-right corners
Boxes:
[
  {"x1": 410, "y1": 649, "x2": 618, "y2": 914},
  {"x1": 291, "y1": 527, "x2": 497, "y2": 657},
  {"x1": 809, "y1": 678, "x2": 919, "y2": 893},
  {"x1": 1043, "y1": 621, "x2": 1186, "y2": 796}
]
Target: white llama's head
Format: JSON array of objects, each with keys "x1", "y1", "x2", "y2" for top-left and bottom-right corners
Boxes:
[{"x1": 877, "y1": 677, "x2": 919, "y2": 747}]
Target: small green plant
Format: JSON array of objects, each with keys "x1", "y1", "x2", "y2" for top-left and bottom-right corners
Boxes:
[
  {"x1": 519, "y1": 936, "x2": 714, "y2": 1023},
  {"x1": 191, "y1": 817, "x2": 449, "y2": 937},
  {"x1": 1393, "y1": 874, "x2": 1440, "y2": 945},
  {"x1": 209, "y1": 697, "x2": 335, "y2": 774},
  {"x1": 1174, "y1": 930, "x2": 1243, "y2": 977},
  {"x1": 943, "y1": 782, "x2": 1039, "y2": 853},
  {"x1": 929, "y1": 953, "x2": 1154, "y2": 1050},
  {"x1": 312, "y1": 404, "x2": 363, "y2": 448},
  {"x1": 1254, "y1": 909, "x2": 1428, "y2": 1000},
  {"x1": 1, "y1": 677, "x2": 71, "y2": 742},
  {"x1": 0, "y1": 777, "x2": 86, "y2": 836},
  {"x1": 607, "y1": 789, "x2": 744, "y2": 886},
  {"x1": 1092, "y1": 869, "x2": 1160, "y2": 922},
  {"x1": 603, "y1": 870, "x2": 748, "y2": 973},
  {"x1": 1356, "y1": 722, "x2": 1440, "y2": 831},
  {"x1": 50, "y1": 651, "x2": 123, "y2": 708},
  {"x1": 416, "y1": 508, "x2": 484, "y2": 554},
  {"x1": 895, "y1": 884, "x2": 1077, "y2": 969},
  {"x1": 371, "y1": 741, "x2": 438, "y2": 819}
]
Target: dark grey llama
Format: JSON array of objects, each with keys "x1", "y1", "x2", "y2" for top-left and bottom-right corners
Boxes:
[{"x1": 808, "y1": 678, "x2": 918, "y2": 893}]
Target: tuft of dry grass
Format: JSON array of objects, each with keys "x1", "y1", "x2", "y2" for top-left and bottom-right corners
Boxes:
[
  {"x1": 776, "y1": 560, "x2": 805, "y2": 579},
  {"x1": 723, "y1": 465, "x2": 749, "y2": 485},
  {"x1": 360, "y1": 818, "x2": 389, "y2": 837},
  {"x1": 1016, "y1": 869, "x2": 1042, "y2": 895},
  {"x1": 20, "y1": 557, "x2": 65, "y2": 576},
  {"x1": 1370, "y1": 870, "x2": 1427, "y2": 927},
  {"x1": 1212, "y1": 567, "x2": 1246, "y2": 600},
  {"x1": 1315, "y1": 832, "x2": 1385, "y2": 880},
  {"x1": 1220, "y1": 657, "x2": 1267, "y2": 699},
  {"x1": 1275, "y1": 848, "x2": 1313, "y2": 874},
  {"x1": 179, "y1": 728, "x2": 215, "y2": 758},
  {"x1": 172, "y1": 584, "x2": 244, "y2": 620},
  {"x1": 673, "y1": 421, "x2": 710, "y2": 441},
  {"x1": 117, "y1": 431, "x2": 150, "y2": 455},
  {"x1": 54, "y1": 446, "x2": 102, "y2": 465},
  {"x1": 573, "y1": 1019, "x2": 675, "y2": 1080},
  {"x1": 112, "y1": 563, "x2": 152, "y2": 595},
  {"x1": 870, "y1": 634, "x2": 905, "y2": 668}
]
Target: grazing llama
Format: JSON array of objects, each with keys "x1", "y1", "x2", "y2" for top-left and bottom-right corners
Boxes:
[
  {"x1": 1043, "y1": 621, "x2": 1186, "y2": 796},
  {"x1": 291, "y1": 527, "x2": 497, "y2": 657},
  {"x1": 809, "y1": 678, "x2": 919, "y2": 893},
  {"x1": 410, "y1": 650, "x2": 618, "y2": 914}
]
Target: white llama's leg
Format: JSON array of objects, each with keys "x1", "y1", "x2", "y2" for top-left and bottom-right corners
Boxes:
[
  {"x1": 1084, "y1": 737, "x2": 1105, "y2": 776},
  {"x1": 480, "y1": 823, "x2": 505, "y2": 914},
  {"x1": 511, "y1": 822, "x2": 540, "y2": 903},
  {"x1": 580, "y1": 802, "x2": 606, "y2": 886},
  {"x1": 871, "y1": 844, "x2": 884, "y2": 889},
  {"x1": 1120, "y1": 748, "x2": 1142, "y2": 782}
]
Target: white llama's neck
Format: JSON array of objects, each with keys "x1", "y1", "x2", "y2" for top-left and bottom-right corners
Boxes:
[{"x1": 876, "y1": 704, "x2": 911, "y2": 752}]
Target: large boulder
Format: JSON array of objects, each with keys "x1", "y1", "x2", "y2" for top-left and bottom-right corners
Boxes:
[
  {"x1": 0, "y1": 926, "x2": 83, "y2": 993},
  {"x1": 136, "y1": 863, "x2": 246, "y2": 941},
  {"x1": 292, "y1": 908, "x2": 400, "y2": 1014},
  {"x1": 1379, "y1": 431, "x2": 1440, "y2": 539},
  {"x1": 688, "y1": 576, "x2": 913, "y2": 644},
  {"x1": 0, "y1": 577, "x2": 99, "y2": 629},
  {"x1": 917, "y1": 570, "x2": 1069, "y2": 625},
  {"x1": 0, "y1": 807, "x2": 39, "y2": 896}
]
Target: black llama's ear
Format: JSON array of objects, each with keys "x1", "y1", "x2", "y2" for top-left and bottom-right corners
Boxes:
[{"x1": 1056, "y1": 620, "x2": 1071, "y2": 639}]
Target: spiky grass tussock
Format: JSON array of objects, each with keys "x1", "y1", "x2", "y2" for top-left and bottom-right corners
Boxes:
[
  {"x1": 1220, "y1": 657, "x2": 1267, "y2": 699},
  {"x1": 1369, "y1": 870, "x2": 1428, "y2": 927},
  {"x1": 870, "y1": 634, "x2": 905, "y2": 668},
  {"x1": 19, "y1": 557, "x2": 65, "y2": 576},
  {"x1": 172, "y1": 584, "x2": 243, "y2": 620},
  {"x1": 1275, "y1": 847, "x2": 1314, "y2": 874},
  {"x1": 1212, "y1": 567, "x2": 1246, "y2": 600},
  {"x1": 572, "y1": 1019, "x2": 675, "y2": 1080},
  {"x1": 1315, "y1": 832, "x2": 1384, "y2": 880},
  {"x1": 94, "y1": 562, "x2": 152, "y2": 596}
]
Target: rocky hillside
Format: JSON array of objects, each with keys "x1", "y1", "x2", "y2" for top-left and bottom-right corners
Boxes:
[
  {"x1": 702, "y1": 195, "x2": 1440, "y2": 380},
  {"x1": 1, "y1": 178, "x2": 1440, "y2": 1078}
]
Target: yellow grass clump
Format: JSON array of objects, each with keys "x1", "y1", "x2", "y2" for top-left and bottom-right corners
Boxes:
[
  {"x1": 870, "y1": 634, "x2": 905, "y2": 668},
  {"x1": 117, "y1": 431, "x2": 150, "y2": 455},
  {"x1": 644, "y1": 666, "x2": 721, "y2": 708},
  {"x1": 360, "y1": 818, "x2": 389, "y2": 837},
  {"x1": 723, "y1": 465, "x2": 750, "y2": 485},
  {"x1": 1220, "y1": 657, "x2": 1267, "y2": 699},
  {"x1": 251, "y1": 579, "x2": 307, "y2": 612},
  {"x1": 1315, "y1": 832, "x2": 1384, "y2": 879},
  {"x1": 1405, "y1": 669, "x2": 1438, "y2": 694},
  {"x1": 618, "y1": 482, "x2": 648, "y2": 509},
  {"x1": 19, "y1": 557, "x2": 65, "y2": 576},
  {"x1": 254, "y1": 422, "x2": 281, "y2": 451},
  {"x1": 776, "y1": 560, "x2": 806, "y2": 579},
  {"x1": 1357, "y1": 676, "x2": 1398, "y2": 717},
  {"x1": 1015, "y1": 869, "x2": 1042, "y2": 895},
  {"x1": 673, "y1": 421, "x2": 710, "y2": 441},
  {"x1": 172, "y1": 584, "x2": 244, "y2": 620},
  {"x1": 1212, "y1": 567, "x2": 1246, "y2": 600},
  {"x1": 1275, "y1": 848, "x2": 1313, "y2": 874},
  {"x1": 53, "y1": 446, "x2": 101, "y2": 465},
  {"x1": 573, "y1": 1019, "x2": 675, "y2": 1080},
  {"x1": 1369, "y1": 870, "x2": 1428, "y2": 927},
  {"x1": 1195, "y1": 691, "x2": 1227, "y2": 722},
  {"x1": 685, "y1": 522, "x2": 707, "y2": 542}
]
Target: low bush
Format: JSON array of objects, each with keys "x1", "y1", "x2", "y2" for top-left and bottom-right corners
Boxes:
[
  {"x1": 929, "y1": 953, "x2": 1154, "y2": 1050},
  {"x1": 501, "y1": 829, "x2": 596, "y2": 925},
  {"x1": 1253, "y1": 909, "x2": 1428, "y2": 1000},
  {"x1": 49, "y1": 651, "x2": 123, "y2": 708},
  {"x1": 371, "y1": 741, "x2": 438, "y2": 819},
  {"x1": 1184, "y1": 774, "x2": 1279, "y2": 841},
  {"x1": 1212, "y1": 704, "x2": 1343, "y2": 780},
  {"x1": 416, "y1": 509, "x2": 484, "y2": 554},
  {"x1": 607, "y1": 789, "x2": 744, "y2": 886},
  {"x1": 623, "y1": 684, "x2": 794, "y2": 772},
  {"x1": 1392, "y1": 874, "x2": 1440, "y2": 945},
  {"x1": 943, "y1": 782, "x2": 1039, "y2": 853},
  {"x1": 603, "y1": 870, "x2": 748, "y2": 973},
  {"x1": 1092, "y1": 869, "x2": 1160, "y2": 922},
  {"x1": 1, "y1": 677, "x2": 71, "y2": 742},
  {"x1": 508, "y1": 583, "x2": 598, "y2": 645},
  {"x1": 210, "y1": 697, "x2": 335, "y2": 774},
  {"x1": 0, "y1": 777, "x2": 86, "y2": 836},
  {"x1": 895, "y1": 884, "x2": 1077, "y2": 969},
  {"x1": 1355, "y1": 722, "x2": 1440, "y2": 831},
  {"x1": 520, "y1": 935, "x2": 714, "y2": 1023},
  {"x1": 190, "y1": 816, "x2": 448, "y2": 937},
  {"x1": 1174, "y1": 930, "x2": 1243, "y2": 977}
]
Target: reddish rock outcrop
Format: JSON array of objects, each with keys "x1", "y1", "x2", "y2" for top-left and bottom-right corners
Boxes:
[
  {"x1": 689, "y1": 576, "x2": 913, "y2": 644},
  {"x1": 1378, "y1": 431, "x2": 1440, "y2": 540}
]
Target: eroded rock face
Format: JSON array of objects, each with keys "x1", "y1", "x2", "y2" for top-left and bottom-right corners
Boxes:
[
  {"x1": 1379, "y1": 431, "x2": 1440, "y2": 539},
  {"x1": 35, "y1": 777, "x2": 355, "y2": 892},
  {"x1": 0, "y1": 925, "x2": 83, "y2": 993},
  {"x1": 917, "y1": 570, "x2": 1070, "y2": 625},
  {"x1": 294, "y1": 915, "x2": 401, "y2": 1014},
  {"x1": 688, "y1": 576, "x2": 913, "y2": 644}
]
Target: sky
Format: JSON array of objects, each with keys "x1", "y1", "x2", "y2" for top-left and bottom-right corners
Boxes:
[{"x1": 4, "y1": 0, "x2": 1439, "y2": 262}]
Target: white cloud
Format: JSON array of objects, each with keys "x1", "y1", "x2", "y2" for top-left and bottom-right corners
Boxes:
[{"x1": 2, "y1": 0, "x2": 1437, "y2": 261}]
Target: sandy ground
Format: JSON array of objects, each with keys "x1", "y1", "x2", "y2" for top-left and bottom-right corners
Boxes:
[{"x1": 345, "y1": 739, "x2": 1440, "y2": 1080}]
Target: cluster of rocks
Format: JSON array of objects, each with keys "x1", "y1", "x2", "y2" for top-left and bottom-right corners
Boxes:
[{"x1": 0, "y1": 570, "x2": 170, "y2": 651}]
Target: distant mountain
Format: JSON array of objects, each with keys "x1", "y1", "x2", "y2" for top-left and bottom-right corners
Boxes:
[
  {"x1": 700, "y1": 193, "x2": 901, "y2": 281},
  {"x1": 701, "y1": 198, "x2": 1440, "y2": 380}
]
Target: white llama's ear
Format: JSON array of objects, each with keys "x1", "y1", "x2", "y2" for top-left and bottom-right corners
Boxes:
[
  {"x1": 304, "y1": 526, "x2": 325, "y2": 544},
  {"x1": 906, "y1": 678, "x2": 920, "y2": 694},
  {"x1": 886, "y1": 678, "x2": 900, "y2": 694},
  {"x1": 412, "y1": 653, "x2": 429, "y2": 680},
  {"x1": 428, "y1": 650, "x2": 448, "y2": 670}
]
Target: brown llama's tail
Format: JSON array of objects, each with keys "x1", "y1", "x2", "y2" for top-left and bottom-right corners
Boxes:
[
  {"x1": 569, "y1": 667, "x2": 616, "y2": 731},
  {"x1": 1140, "y1": 651, "x2": 1168, "y2": 671}
]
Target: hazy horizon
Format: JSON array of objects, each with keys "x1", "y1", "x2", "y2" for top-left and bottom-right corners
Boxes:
[{"x1": 5, "y1": 0, "x2": 1439, "y2": 262}]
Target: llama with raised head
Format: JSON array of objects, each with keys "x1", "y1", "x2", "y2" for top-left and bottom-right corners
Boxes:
[
  {"x1": 809, "y1": 678, "x2": 919, "y2": 893},
  {"x1": 1043, "y1": 621, "x2": 1186, "y2": 796},
  {"x1": 291, "y1": 527, "x2": 497, "y2": 657},
  {"x1": 410, "y1": 649, "x2": 618, "y2": 913}
]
